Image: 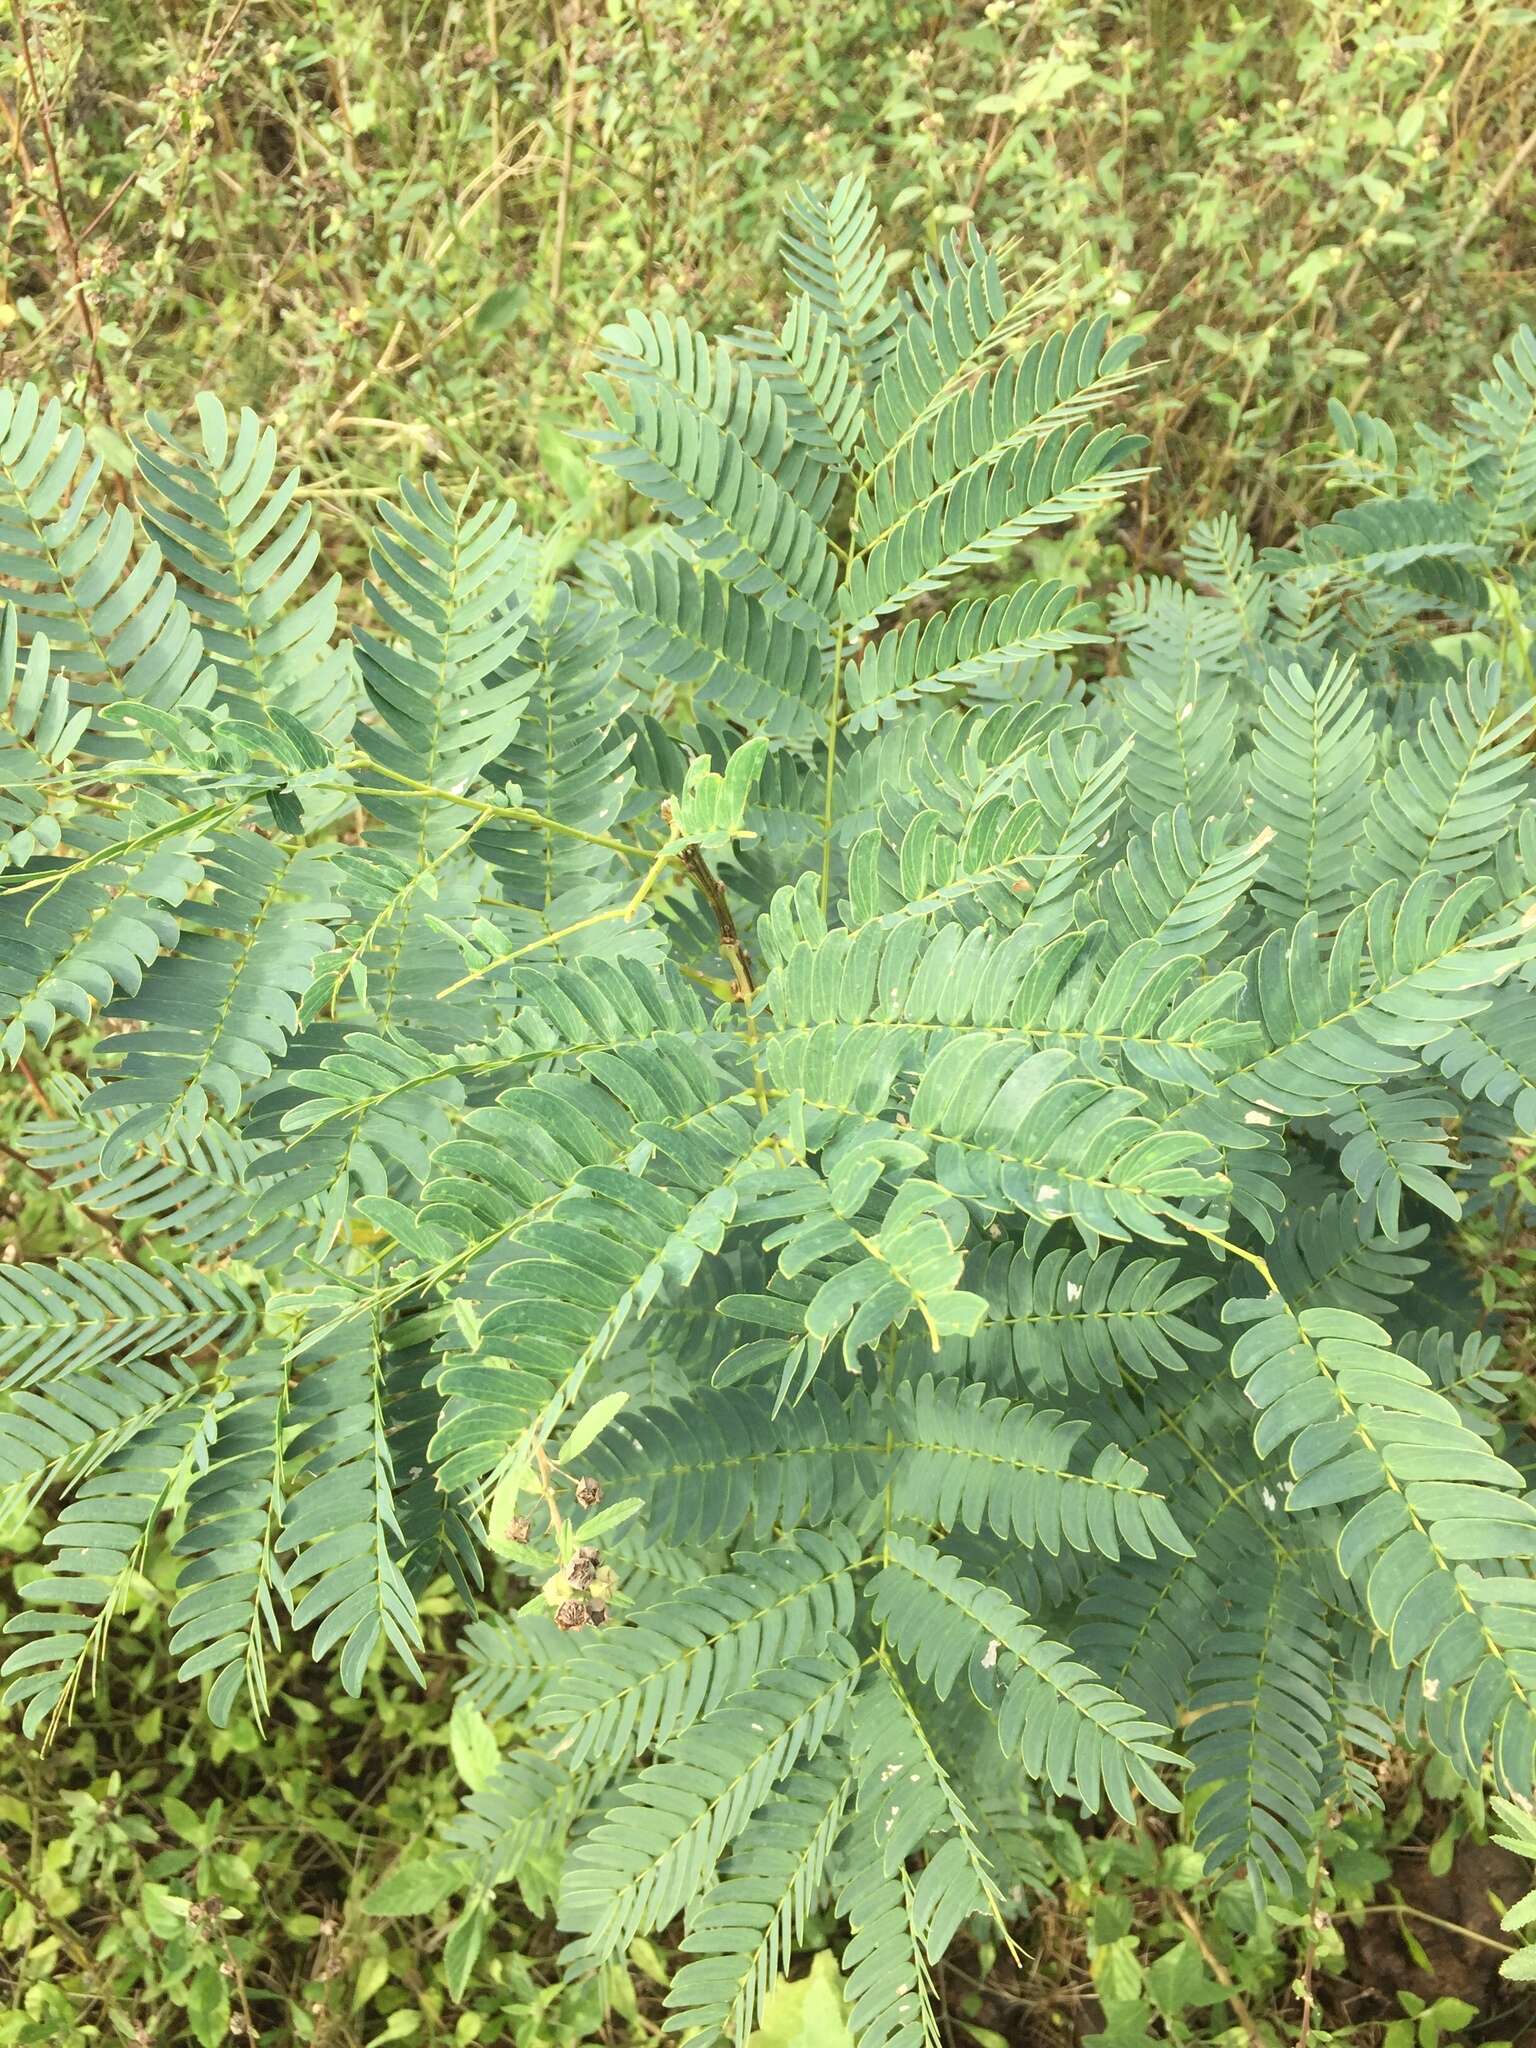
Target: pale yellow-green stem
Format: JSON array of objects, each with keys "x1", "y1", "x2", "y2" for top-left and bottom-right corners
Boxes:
[{"x1": 819, "y1": 610, "x2": 850, "y2": 915}]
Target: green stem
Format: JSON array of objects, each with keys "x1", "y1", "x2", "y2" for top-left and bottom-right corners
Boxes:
[{"x1": 342, "y1": 772, "x2": 661, "y2": 861}]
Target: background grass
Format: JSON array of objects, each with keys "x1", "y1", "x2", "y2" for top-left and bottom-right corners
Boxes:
[
  {"x1": 4, "y1": 2, "x2": 1536, "y2": 2043},
  {"x1": 7, "y1": 0, "x2": 1535, "y2": 567}
]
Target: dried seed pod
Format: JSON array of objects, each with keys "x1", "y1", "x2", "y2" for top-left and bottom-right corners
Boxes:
[
  {"x1": 574, "y1": 1475, "x2": 603, "y2": 1508},
  {"x1": 554, "y1": 1599, "x2": 590, "y2": 1632},
  {"x1": 504, "y1": 1514, "x2": 532, "y2": 1545},
  {"x1": 586, "y1": 1603, "x2": 609, "y2": 1627},
  {"x1": 566, "y1": 1552, "x2": 598, "y2": 1590}
]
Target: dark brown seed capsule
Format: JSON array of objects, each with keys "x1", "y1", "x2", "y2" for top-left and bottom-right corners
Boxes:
[
  {"x1": 505, "y1": 1514, "x2": 533, "y2": 1545},
  {"x1": 553, "y1": 1599, "x2": 590, "y2": 1632},
  {"x1": 574, "y1": 1475, "x2": 603, "y2": 1508},
  {"x1": 586, "y1": 1603, "x2": 609, "y2": 1627},
  {"x1": 567, "y1": 1552, "x2": 598, "y2": 1590}
]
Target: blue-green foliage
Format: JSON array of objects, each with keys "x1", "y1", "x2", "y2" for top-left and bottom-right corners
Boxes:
[{"x1": 2, "y1": 192, "x2": 1535, "y2": 2044}]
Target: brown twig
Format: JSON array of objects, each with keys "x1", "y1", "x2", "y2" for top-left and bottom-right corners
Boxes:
[
  {"x1": 1162, "y1": 1890, "x2": 1268, "y2": 2048},
  {"x1": 0, "y1": 1842, "x2": 108, "y2": 1994},
  {"x1": 1350, "y1": 119, "x2": 1536, "y2": 409},
  {"x1": 8, "y1": 0, "x2": 112, "y2": 418},
  {"x1": 1353, "y1": 1897, "x2": 1517, "y2": 1956},
  {"x1": 213, "y1": 1918, "x2": 257, "y2": 2042},
  {"x1": 14, "y1": 1056, "x2": 48, "y2": 1112},
  {"x1": 0, "y1": 1135, "x2": 125, "y2": 1255},
  {"x1": 676, "y1": 841, "x2": 755, "y2": 1001},
  {"x1": 1296, "y1": 1838, "x2": 1326, "y2": 2048},
  {"x1": 548, "y1": 0, "x2": 578, "y2": 308}
]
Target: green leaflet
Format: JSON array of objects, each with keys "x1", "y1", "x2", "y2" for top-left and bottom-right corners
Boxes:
[
  {"x1": 556, "y1": 1642, "x2": 859, "y2": 1967},
  {"x1": 889, "y1": 1373, "x2": 1191, "y2": 1562},
  {"x1": 1186, "y1": 1565, "x2": 1336, "y2": 1900},
  {"x1": 666, "y1": 1752, "x2": 853, "y2": 2044},
  {"x1": 0, "y1": 384, "x2": 210, "y2": 734},
  {"x1": 0, "y1": 802, "x2": 205, "y2": 1062},
  {"x1": 90, "y1": 834, "x2": 343, "y2": 1162},
  {"x1": 539, "y1": 1525, "x2": 859, "y2": 1771},
  {"x1": 1249, "y1": 657, "x2": 1375, "y2": 928},
  {"x1": 0, "y1": 607, "x2": 88, "y2": 870},
  {"x1": 135, "y1": 396, "x2": 357, "y2": 740},
  {"x1": 950, "y1": 1238, "x2": 1218, "y2": 1394},
  {"x1": 0, "y1": 1254, "x2": 255, "y2": 1387},
  {"x1": 869, "y1": 1534, "x2": 1181, "y2": 1822}
]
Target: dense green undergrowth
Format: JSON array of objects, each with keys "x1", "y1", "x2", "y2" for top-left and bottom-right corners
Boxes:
[
  {"x1": 5, "y1": 0, "x2": 1535, "y2": 564},
  {"x1": 1, "y1": 1600, "x2": 1529, "y2": 2048}
]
